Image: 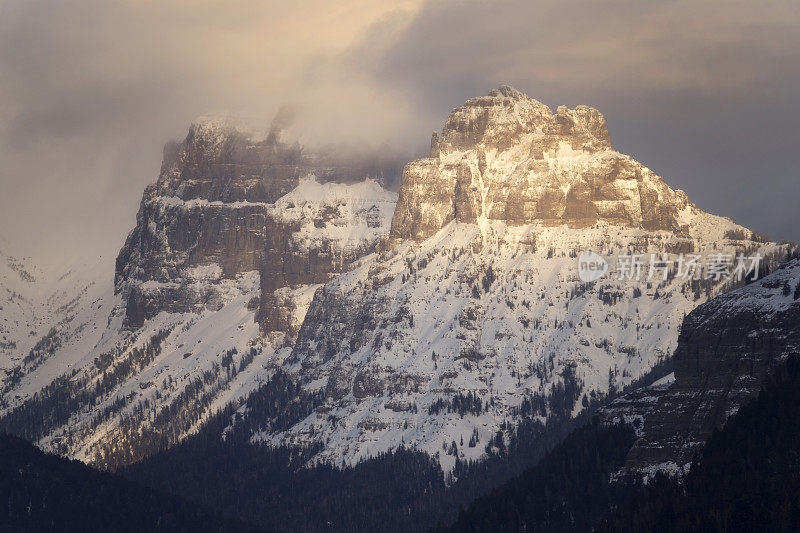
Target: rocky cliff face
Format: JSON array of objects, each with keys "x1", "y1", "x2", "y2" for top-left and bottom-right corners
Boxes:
[
  {"x1": 602, "y1": 259, "x2": 800, "y2": 476},
  {"x1": 240, "y1": 87, "x2": 789, "y2": 471},
  {"x1": 115, "y1": 119, "x2": 302, "y2": 329},
  {"x1": 115, "y1": 118, "x2": 397, "y2": 338},
  {"x1": 390, "y1": 86, "x2": 687, "y2": 243},
  {"x1": 257, "y1": 177, "x2": 397, "y2": 337}
]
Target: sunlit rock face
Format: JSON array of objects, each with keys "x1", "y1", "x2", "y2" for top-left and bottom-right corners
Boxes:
[{"x1": 391, "y1": 85, "x2": 688, "y2": 243}]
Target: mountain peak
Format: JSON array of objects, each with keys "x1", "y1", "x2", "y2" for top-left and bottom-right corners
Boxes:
[
  {"x1": 488, "y1": 84, "x2": 528, "y2": 99},
  {"x1": 390, "y1": 88, "x2": 687, "y2": 242}
]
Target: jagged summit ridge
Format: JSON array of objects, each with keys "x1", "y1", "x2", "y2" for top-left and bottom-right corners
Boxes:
[
  {"x1": 436, "y1": 85, "x2": 611, "y2": 154},
  {"x1": 391, "y1": 86, "x2": 687, "y2": 243}
]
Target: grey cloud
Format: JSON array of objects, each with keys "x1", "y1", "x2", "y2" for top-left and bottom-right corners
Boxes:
[
  {"x1": 0, "y1": 0, "x2": 421, "y2": 266},
  {"x1": 348, "y1": 0, "x2": 800, "y2": 241},
  {"x1": 0, "y1": 0, "x2": 798, "y2": 268}
]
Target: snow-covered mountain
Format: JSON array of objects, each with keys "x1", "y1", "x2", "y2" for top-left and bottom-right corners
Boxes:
[
  {"x1": 0, "y1": 245, "x2": 41, "y2": 369},
  {"x1": 0, "y1": 88, "x2": 793, "y2": 473},
  {"x1": 0, "y1": 243, "x2": 116, "y2": 397},
  {"x1": 231, "y1": 87, "x2": 791, "y2": 471},
  {"x1": 0, "y1": 119, "x2": 398, "y2": 465}
]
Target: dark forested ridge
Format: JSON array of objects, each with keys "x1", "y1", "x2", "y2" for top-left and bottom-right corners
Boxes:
[
  {"x1": 446, "y1": 353, "x2": 800, "y2": 532},
  {"x1": 118, "y1": 358, "x2": 676, "y2": 532},
  {"x1": 598, "y1": 352, "x2": 800, "y2": 532},
  {"x1": 442, "y1": 421, "x2": 637, "y2": 532},
  {"x1": 5, "y1": 332, "x2": 798, "y2": 533},
  {"x1": 0, "y1": 346, "x2": 670, "y2": 533},
  {"x1": 120, "y1": 366, "x2": 611, "y2": 532},
  {"x1": 0, "y1": 433, "x2": 255, "y2": 532}
]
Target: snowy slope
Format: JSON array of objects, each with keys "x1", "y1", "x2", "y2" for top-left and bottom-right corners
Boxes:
[
  {"x1": 0, "y1": 175, "x2": 397, "y2": 466},
  {"x1": 250, "y1": 217, "x2": 785, "y2": 471},
  {"x1": 0, "y1": 246, "x2": 41, "y2": 370},
  {"x1": 0, "y1": 243, "x2": 117, "y2": 392}
]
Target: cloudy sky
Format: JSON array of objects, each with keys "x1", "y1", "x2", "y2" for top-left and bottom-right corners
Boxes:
[{"x1": 1, "y1": 0, "x2": 799, "y2": 267}]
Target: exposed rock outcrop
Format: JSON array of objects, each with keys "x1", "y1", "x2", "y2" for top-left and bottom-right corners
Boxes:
[
  {"x1": 602, "y1": 259, "x2": 800, "y2": 475},
  {"x1": 390, "y1": 86, "x2": 688, "y2": 243},
  {"x1": 115, "y1": 118, "x2": 398, "y2": 335}
]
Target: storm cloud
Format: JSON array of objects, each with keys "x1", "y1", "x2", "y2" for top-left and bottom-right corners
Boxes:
[
  {"x1": 1, "y1": 0, "x2": 798, "y2": 267},
  {"x1": 350, "y1": 0, "x2": 800, "y2": 243}
]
